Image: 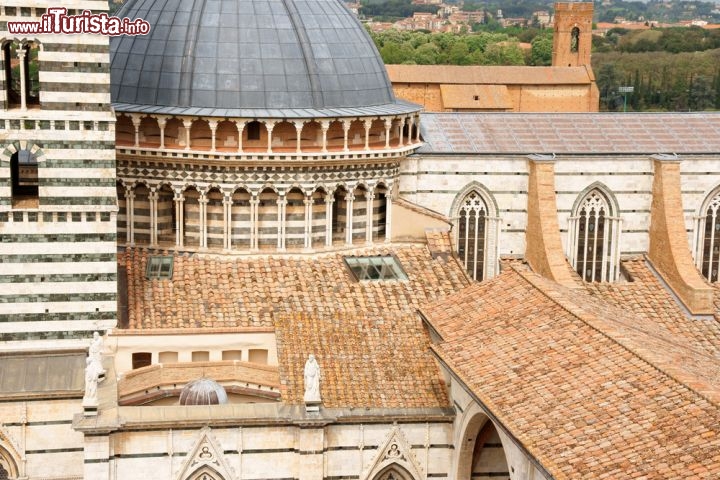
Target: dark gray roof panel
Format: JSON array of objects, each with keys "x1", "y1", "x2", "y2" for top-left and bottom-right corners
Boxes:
[
  {"x1": 112, "y1": 98, "x2": 420, "y2": 118},
  {"x1": 111, "y1": 0, "x2": 405, "y2": 114},
  {"x1": 418, "y1": 112, "x2": 720, "y2": 155}
]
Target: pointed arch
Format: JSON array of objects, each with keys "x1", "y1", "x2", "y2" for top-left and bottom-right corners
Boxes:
[
  {"x1": 567, "y1": 184, "x2": 622, "y2": 282},
  {"x1": 450, "y1": 182, "x2": 500, "y2": 281},
  {"x1": 175, "y1": 427, "x2": 236, "y2": 480},
  {"x1": 371, "y1": 464, "x2": 415, "y2": 480},
  {"x1": 185, "y1": 465, "x2": 225, "y2": 480},
  {"x1": 0, "y1": 442, "x2": 19, "y2": 479},
  {"x1": 692, "y1": 185, "x2": 720, "y2": 282},
  {"x1": 361, "y1": 427, "x2": 424, "y2": 480}
]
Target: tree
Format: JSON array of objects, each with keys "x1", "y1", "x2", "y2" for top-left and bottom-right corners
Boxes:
[
  {"x1": 414, "y1": 42, "x2": 439, "y2": 65},
  {"x1": 596, "y1": 63, "x2": 621, "y2": 111},
  {"x1": 481, "y1": 43, "x2": 525, "y2": 66},
  {"x1": 530, "y1": 34, "x2": 553, "y2": 66}
]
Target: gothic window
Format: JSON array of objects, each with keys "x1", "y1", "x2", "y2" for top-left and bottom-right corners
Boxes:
[
  {"x1": 570, "y1": 27, "x2": 580, "y2": 53},
  {"x1": 457, "y1": 191, "x2": 488, "y2": 281},
  {"x1": 694, "y1": 191, "x2": 720, "y2": 282},
  {"x1": 567, "y1": 189, "x2": 621, "y2": 282},
  {"x1": 10, "y1": 149, "x2": 39, "y2": 206}
]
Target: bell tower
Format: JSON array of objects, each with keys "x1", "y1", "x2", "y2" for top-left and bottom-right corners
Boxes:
[
  {"x1": 0, "y1": 0, "x2": 117, "y2": 349},
  {"x1": 552, "y1": 2, "x2": 593, "y2": 67}
]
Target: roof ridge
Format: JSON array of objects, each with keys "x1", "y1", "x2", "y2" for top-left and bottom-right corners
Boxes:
[{"x1": 510, "y1": 264, "x2": 720, "y2": 406}]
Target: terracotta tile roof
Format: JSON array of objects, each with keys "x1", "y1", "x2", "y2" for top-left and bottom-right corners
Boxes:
[
  {"x1": 422, "y1": 262, "x2": 720, "y2": 479},
  {"x1": 119, "y1": 245, "x2": 470, "y2": 408},
  {"x1": 387, "y1": 65, "x2": 593, "y2": 85},
  {"x1": 419, "y1": 112, "x2": 720, "y2": 154},
  {"x1": 586, "y1": 259, "x2": 720, "y2": 360},
  {"x1": 425, "y1": 230, "x2": 455, "y2": 259}
]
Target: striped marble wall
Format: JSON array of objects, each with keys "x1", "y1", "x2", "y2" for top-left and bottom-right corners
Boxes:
[{"x1": 0, "y1": 0, "x2": 116, "y2": 344}]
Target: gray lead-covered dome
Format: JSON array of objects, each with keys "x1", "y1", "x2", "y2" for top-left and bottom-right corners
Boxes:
[
  {"x1": 179, "y1": 378, "x2": 229, "y2": 405},
  {"x1": 110, "y1": 0, "x2": 414, "y2": 117}
]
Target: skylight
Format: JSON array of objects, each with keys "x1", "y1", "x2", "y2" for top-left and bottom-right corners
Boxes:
[
  {"x1": 344, "y1": 256, "x2": 408, "y2": 281},
  {"x1": 146, "y1": 256, "x2": 174, "y2": 280}
]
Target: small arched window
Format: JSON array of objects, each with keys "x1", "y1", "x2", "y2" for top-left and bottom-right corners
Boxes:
[
  {"x1": 567, "y1": 189, "x2": 622, "y2": 282},
  {"x1": 570, "y1": 26, "x2": 580, "y2": 53},
  {"x1": 11, "y1": 149, "x2": 39, "y2": 207},
  {"x1": 693, "y1": 190, "x2": 720, "y2": 282}
]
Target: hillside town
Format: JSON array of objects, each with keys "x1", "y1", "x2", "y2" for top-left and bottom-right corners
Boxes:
[{"x1": 354, "y1": 0, "x2": 720, "y2": 34}]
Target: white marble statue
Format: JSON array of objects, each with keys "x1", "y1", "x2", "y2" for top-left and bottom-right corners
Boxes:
[
  {"x1": 83, "y1": 357, "x2": 102, "y2": 406},
  {"x1": 303, "y1": 354, "x2": 321, "y2": 403},
  {"x1": 89, "y1": 331, "x2": 106, "y2": 376}
]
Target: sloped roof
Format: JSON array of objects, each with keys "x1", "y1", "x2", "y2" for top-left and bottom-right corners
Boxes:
[
  {"x1": 419, "y1": 112, "x2": 720, "y2": 154},
  {"x1": 587, "y1": 259, "x2": 720, "y2": 361},
  {"x1": 119, "y1": 245, "x2": 470, "y2": 408},
  {"x1": 386, "y1": 65, "x2": 593, "y2": 85},
  {"x1": 421, "y1": 262, "x2": 720, "y2": 479}
]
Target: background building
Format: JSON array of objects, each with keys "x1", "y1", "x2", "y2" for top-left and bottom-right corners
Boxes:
[
  {"x1": 388, "y1": 3, "x2": 599, "y2": 112},
  {"x1": 0, "y1": 1, "x2": 719, "y2": 480}
]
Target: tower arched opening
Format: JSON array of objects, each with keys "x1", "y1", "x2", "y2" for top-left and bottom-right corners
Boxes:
[{"x1": 10, "y1": 149, "x2": 39, "y2": 208}]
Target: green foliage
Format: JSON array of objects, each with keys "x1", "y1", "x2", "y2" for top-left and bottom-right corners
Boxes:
[
  {"x1": 593, "y1": 49, "x2": 720, "y2": 111},
  {"x1": 530, "y1": 33, "x2": 553, "y2": 66},
  {"x1": 616, "y1": 27, "x2": 720, "y2": 54},
  {"x1": 360, "y1": 0, "x2": 437, "y2": 21},
  {"x1": 370, "y1": 29, "x2": 538, "y2": 66}
]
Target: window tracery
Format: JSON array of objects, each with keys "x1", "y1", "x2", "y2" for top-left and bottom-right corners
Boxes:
[
  {"x1": 457, "y1": 191, "x2": 488, "y2": 281},
  {"x1": 567, "y1": 189, "x2": 621, "y2": 282},
  {"x1": 693, "y1": 190, "x2": 720, "y2": 282}
]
